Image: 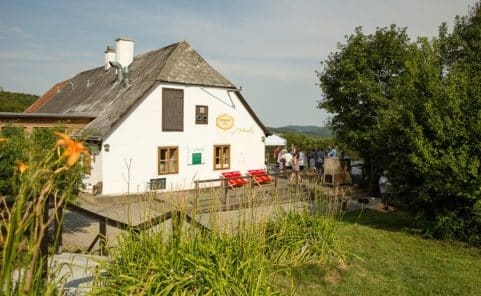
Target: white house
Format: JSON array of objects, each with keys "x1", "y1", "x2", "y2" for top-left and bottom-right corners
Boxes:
[{"x1": 21, "y1": 38, "x2": 269, "y2": 195}]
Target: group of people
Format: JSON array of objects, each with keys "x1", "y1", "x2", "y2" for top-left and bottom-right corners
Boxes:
[
  {"x1": 273, "y1": 145, "x2": 305, "y2": 182},
  {"x1": 307, "y1": 146, "x2": 338, "y2": 176},
  {"x1": 273, "y1": 145, "x2": 339, "y2": 181}
]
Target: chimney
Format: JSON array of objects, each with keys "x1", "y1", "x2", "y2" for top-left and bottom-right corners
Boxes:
[
  {"x1": 115, "y1": 37, "x2": 134, "y2": 68},
  {"x1": 104, "y1": 46, "x2": 115, "y2": 70}
]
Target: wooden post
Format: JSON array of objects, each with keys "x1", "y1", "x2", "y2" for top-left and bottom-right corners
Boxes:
[
  {"x1": 194, "y1": 181, "x2": 200, "y2": 210},
  {"x1": 172, "y1": 211, "x2": 182, "y2": 247},
  {"x1": 99, "y1": 220, "x2": 107, "y2": 256},
  {"x1": 224, "y1": 183, "x2": 228, "y2": 205}
]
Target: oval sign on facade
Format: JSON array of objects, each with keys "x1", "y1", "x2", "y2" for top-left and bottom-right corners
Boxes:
[{"x1": 216, "y1": 114, "x2": 234, "y2": 130}]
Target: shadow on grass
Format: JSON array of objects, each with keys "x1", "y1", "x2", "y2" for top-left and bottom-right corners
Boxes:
[{"x1": 341, "y1": 209, "x2": 414, "y2": 232}]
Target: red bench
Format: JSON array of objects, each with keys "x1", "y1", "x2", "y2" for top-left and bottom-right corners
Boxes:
[
  {"x1": 247, "y1": 169, "x2": 273, "y2": 186},
  {"x1": 221, "y1": 171, "x2": 248, "y2": 189}
]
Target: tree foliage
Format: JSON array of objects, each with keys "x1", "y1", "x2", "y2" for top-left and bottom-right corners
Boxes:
[
  {"x1": 0, "y1": 127, "x2": 84, "y2": 197},
  {"x1": 0, "y1": 91, "x2": 38, "y2": 112},
  {"x1": 318, "y1": 25, "x2": 411, "y2": 191},
  {"x1": 318, "y1": 3, "x2": 481, "y2": 244}
]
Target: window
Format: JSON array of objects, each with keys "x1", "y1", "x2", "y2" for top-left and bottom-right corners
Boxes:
[
  {"x1": 158, "y1": 146, "x2": 179, "y2": 174},
  {"x1": 150, "y1": 178, "x2": 166, "y2": 190},
  {"x1": 195, "y1": 105, "x2": 208, "y2": 124},
  {"x1": 162, "y1": 88, "x2": 184, "y2": 131},
  {"x1": 213, "y1": 145, "x2": 230, "y2": 170}
]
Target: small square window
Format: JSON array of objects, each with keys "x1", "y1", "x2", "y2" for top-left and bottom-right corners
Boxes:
[{"x1": 196, "y1": 105, "x2": 208, "y2": 124}]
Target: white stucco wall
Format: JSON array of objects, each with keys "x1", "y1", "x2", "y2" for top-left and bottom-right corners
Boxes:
[{"x1": 98, "y1": 83, "x2": 265, "y2": 195}]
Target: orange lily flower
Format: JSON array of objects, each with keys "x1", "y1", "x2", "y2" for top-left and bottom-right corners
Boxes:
[
  {"x1": 17, "y1": 162, "x2": 28, "y2": 174},
  {"x1": 55, "y1": 132, "x2": 88, "y2": 166}
]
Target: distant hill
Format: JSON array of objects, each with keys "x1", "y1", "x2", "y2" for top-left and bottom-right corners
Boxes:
[
  {"x1": 0, "y1": 90, "x2": 38, "y2": 112},
  {"x1": 268, "y1": 125, "x2": 332, "y2": 137}
]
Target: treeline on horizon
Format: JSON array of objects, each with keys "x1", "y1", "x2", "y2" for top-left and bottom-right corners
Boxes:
[
  {"x1": 268, "y1": 125, "x2": 332, "y2": 137},
  {"x1": 0, "y1": 90, "x2": 38, "y2": 112}
]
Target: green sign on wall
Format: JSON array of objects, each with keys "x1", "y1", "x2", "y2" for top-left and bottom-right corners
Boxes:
[{"x1": 192, "y1": 152, "x2": 202, "y2": 165}]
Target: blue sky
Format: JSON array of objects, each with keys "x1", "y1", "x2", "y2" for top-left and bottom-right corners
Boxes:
[{"x1": 0, "y1": 0, "x2": 477, "y2": 127}]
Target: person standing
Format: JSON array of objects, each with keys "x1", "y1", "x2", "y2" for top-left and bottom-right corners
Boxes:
[
  {"x1": 379, "y1": 171, "x2": 392, "y2": 211},
  {"x1": 298, "y1": 148, "x2": 305, "y2": 171},
  {"x1": 308, "y1": 149, "x2": 316, "y2": 170},
  {"x1": 278, "y1": 149, "x2": 285, "y2": 172},
  {"x1": 273, "y1": 146, "x2": 280, "y2": 166},
  {"x1": 328, "y1": 146, "x2": 337, "y2": 158},
  {"x1": 314, "y1": 148, "x2": 325, "y2": 175},
  {"x1": 283, "y1": 150, "x2": 293, "y2": 170},
  {"x1": 290, "y1": 144, "x2": 297, "y2": 154},
  {"x1": 290, "y1": 152, "x2": 301, "y2": 182}
]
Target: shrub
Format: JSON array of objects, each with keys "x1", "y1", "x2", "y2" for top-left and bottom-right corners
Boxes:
[{"x1": 0, "y1": 131, "x2": 87, "y2": 295}]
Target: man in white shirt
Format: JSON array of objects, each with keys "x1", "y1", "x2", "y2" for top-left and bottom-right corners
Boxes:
[
  {"x1": 327, "y1": 147, "x2": 337, "y2": 158},
  {"x1": 282, "y1": 150, "x2": 293, "y2": 169},
  {"x1": 298, "y1": 149, "x2": 305, "y2": 170}
]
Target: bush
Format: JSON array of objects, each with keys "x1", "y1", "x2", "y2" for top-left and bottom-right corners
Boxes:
[
  {"x1": 0, "y1": 130, "x2": 87, "y2": 295},
  {"x1": 0, "y1": 126, "x2": 82, "y2": 197},
  {"x1": 417, "y1": 210, "x2": 481, "y2": 246}
]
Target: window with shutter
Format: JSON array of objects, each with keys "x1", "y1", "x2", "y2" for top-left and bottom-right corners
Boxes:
[{"x1": 162, "y1": 88, "x2": 184, "y2": 131}]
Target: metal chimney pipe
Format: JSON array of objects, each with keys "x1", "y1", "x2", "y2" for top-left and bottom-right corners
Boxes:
[
  {"x1": 109, "y1": 61, "x2": 124, "y2": 82},
  {"x1": 122, "y1": 66, "x2": 131, "y2": 89}
]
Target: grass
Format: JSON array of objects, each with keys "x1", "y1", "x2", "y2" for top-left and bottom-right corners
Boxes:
[
  {"x1": 91, "y1": 203, "x2": 346, "y2": 295},
  {"x1": 289, "y1": 209, "x2": 481, "y2": 296}
]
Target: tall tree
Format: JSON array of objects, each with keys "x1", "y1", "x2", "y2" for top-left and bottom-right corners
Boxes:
[
  {"x1": 317, "y1": 25, "x2": 411, "y2": 192},
  {"x1": 318, "y1": 3, "x2": 481, "y2": 243}
]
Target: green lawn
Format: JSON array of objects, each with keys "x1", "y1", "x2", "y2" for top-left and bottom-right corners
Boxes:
[{"x1": 289, "y1": 209, "x2": 481, "y2": 295}]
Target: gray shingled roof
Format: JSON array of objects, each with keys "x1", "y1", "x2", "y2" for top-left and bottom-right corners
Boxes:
[{"x1": 34, "y1": 41, "x2": 248, "y2": 138}]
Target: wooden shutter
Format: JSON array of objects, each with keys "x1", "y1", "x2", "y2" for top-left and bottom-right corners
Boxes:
[{"x1": 162, "y1": 88, "x2": 184, "y2": 131}]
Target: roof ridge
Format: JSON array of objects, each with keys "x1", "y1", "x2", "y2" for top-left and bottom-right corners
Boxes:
[{"x1": 133, "y1": 40, "x2": 182, "y2": 61}]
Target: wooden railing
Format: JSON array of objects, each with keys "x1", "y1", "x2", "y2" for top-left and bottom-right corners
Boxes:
[{"x1": 60, "y1": 203, "x2": 209, "y2": 256}]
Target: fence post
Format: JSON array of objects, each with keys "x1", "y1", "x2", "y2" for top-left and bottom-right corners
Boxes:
[
  {"x1": 172, "y1": 211, "x2": 182, "y2": 246},
  {"x1": 224, "y1": 183, "x2": 228, "y2": 205},
  {"x1": 99, "y1": 220, "x2": 107, "y2": 256},
  {"x1": 194, "y1": 181, "x2": 200, "y2": 209}
]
